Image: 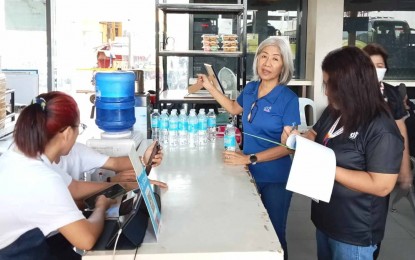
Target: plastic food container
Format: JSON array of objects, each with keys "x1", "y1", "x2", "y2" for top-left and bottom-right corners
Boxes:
[
  {"x1": 221, "y1": 34, "x2": 238, "y2": 41},
  {"x1": 201, "y1": 34, "x2": 219, "y2": 41},
  {"x1": 222, "y1": 46, "x2": 238, "y2": 52},
  {"x1": 202, "y1": 45, "x2": 219, "y2": 51},
  {"x1": 222, "y1": 41, "x2": 238, "y2": 47}
]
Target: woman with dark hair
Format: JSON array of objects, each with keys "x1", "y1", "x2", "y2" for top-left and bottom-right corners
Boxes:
[
  {"x1": 0, "y1": 92, "x2": 116, "y2": 257},
  {"x1": 199, "y1": 36, "x2": 300, "y2": 260},
  {"x1": 363, "y1": 43, "x2": 412, "y2": 191},
  {"x1": 283, "y1": 47, "x2": 403, "y2": 259}
]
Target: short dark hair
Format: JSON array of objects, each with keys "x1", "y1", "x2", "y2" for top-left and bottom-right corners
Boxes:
[
  {"x1": 322, "y1": 46, "x2": 390, "y2": 135},
  {"x1": 362, "y1": 43, "x2": 389, "y2": 69},
  {"x1": 14, "y1": 91, "x2": 80, "y2": 158}
]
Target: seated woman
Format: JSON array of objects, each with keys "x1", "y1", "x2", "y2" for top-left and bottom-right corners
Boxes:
[{"x1": 0, "y1": 91, "x2": 116, "y2": 257}]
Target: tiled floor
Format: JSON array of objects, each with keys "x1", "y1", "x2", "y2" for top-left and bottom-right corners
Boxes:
[{"x1": 286, "y1": 187, "x2": 415, "y2": 260}]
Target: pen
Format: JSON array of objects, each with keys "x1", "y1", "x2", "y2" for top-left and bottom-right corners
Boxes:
[{"x1": 290, "y1": 122, "x2": 298, "y2": 133}]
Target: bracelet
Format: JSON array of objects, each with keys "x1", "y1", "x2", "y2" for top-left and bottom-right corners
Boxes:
[{"x1": 106, "y1": 177, "x2": 111, "y2": 182}]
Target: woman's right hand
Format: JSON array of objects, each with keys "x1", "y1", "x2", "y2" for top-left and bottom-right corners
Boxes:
[
  {"x1": 94, "y1": 195, "x2": 116, "y2": 210},
  {"x1": 281, "y1": 126, "x2": 299, "y2": 145},
  {"x1": 197, "y1": 74, "x2": 215, "y2": 92}
]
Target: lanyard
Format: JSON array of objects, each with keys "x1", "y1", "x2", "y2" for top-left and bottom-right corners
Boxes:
[{"x1": 323, "y1": 116, "x2": 343, "y2": 146}]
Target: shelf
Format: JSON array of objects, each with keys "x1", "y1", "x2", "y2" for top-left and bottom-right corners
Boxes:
[
  {"x1": 159, "y1": 50, "x2": 243, "y2": 57},
  {"x1": 157, "y1": 3, "x2": 244, "y2": 14}
]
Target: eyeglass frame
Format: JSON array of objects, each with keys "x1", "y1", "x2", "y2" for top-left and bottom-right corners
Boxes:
[
  {"x1": 247, "y1": 100, "x2": 258, "y2": 123},
  {"x1": 77, "y1": 123, "x2": 87, "y2": 135},
  {"x1": 59, "y1": 123, "x2": 87, "y2": 135}
]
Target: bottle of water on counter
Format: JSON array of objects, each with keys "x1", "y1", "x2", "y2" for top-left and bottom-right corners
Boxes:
[
  {"x1": 224, "y1": 123, "x2": 236, "y2": 151},
  {"x1": 159, "y1": 110, "x2": 169, "y2": 146},
  {"x1": 188, "y1": 109, "x2": 198, "y2": 148},
  {"x1": 197, "y1": 109, "x2": 208, "y2": 146},
  {"x1": 207, "y1": 109, "x2": 217, "y2": 142},
  {"x1": 150, "y1": 109, "x2": 160, "y2": 141},
  {"x1": 168, "y1": 110, "x2": 179, "y2": 147},
  {"x1": 178, "y1": 109, "x2": 188, "y2": 147}
]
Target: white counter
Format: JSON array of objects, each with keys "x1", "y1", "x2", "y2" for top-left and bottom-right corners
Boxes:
[{"x1": 84, "y1": 140, "x2": 283, "y2": 259}]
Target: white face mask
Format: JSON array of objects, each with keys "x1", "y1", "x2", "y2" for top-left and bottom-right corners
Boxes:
[{"x1": 376, "y1": 68, "x2": 387, "y2": 82}]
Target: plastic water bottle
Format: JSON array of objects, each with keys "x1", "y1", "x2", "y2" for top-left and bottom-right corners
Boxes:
[
  {"x1": 197, "y1": 109, "x2": 208, "y2": 146},
  {"x1": 150, "y1": 109, "x2": 160, "y2": 141},
  {"x1": 178, "y1": 109, "x2": 188, "y2": 147},
  {"x1": 207, "y1": 109, "x2": 217, "y2": 142},
  {"x1": 224, "y1": 124, "x2": 236, "y2": 151},
  {"x1": 168, "y1": 110, "x2": 179, "y2": 147},
  {"x1": 159, "y1": 110, "x2": 169, "y2": 146},
  {"x1": 188, "y1": 110, "x2": 199, "y2": 148}
]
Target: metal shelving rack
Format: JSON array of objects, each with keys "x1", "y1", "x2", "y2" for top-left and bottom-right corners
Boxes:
[{"x1": 155, "y1": 0, "x2": 247, "y2": 104}]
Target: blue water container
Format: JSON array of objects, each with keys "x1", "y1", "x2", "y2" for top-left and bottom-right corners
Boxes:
[{"x1": 95, "y1": 71, "x2": 136, "y2": 132}]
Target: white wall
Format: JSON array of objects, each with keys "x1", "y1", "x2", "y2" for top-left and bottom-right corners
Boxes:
[{"x1": 306, "y1": 0, "x2": 344, "y2": 116}]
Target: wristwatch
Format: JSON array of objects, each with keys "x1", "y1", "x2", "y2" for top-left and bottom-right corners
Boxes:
[{"x1": 249, "y1": 154, "x2": 258, "y2": 165}]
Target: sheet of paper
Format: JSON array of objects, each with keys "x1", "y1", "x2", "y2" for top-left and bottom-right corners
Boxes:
[
  {"x1": 129, "y1": 146, "x2": 162, "y2": 239},
  {"x1": 286, "y1": 135, "x2": 336, "y2": 203}
]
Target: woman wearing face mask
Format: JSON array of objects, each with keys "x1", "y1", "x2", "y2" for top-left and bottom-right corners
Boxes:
[{"x1": 363, "y1": 44, "x2": 412, "y2": 192}]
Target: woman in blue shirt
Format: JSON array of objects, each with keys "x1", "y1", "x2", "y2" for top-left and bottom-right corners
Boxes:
[{"x1": 199, "y1": 36, "x2": 300, "y2": 260}]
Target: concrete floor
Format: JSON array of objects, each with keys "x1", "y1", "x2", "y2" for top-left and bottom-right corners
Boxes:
[{"x1": 286, "y1": 187, "x2": 415, "y2": 260}]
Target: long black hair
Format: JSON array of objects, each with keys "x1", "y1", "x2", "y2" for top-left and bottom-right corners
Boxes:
[{"x1": 321, "y1": 46, "x2": 390, "y2": 135}]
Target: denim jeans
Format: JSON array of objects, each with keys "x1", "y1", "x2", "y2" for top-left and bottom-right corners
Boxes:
[
  {"x1": 316, "y1": 229, "x2": 377, "y2": 260},
  {"x1": 256, "y1": 182, "x2": 292, "y2": 260}
]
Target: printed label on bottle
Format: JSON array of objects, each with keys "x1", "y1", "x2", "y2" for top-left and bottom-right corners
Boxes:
[{"x1": 224, "y1": 135, "x2": 236, "y2": 151}]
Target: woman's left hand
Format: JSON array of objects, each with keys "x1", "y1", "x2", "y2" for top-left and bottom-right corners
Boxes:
[
  {"x1": 223, "y1": 150, "x2": 249, "y2": 165},
  {"x1": 149, "y1": 179, "x2": 168, "y2": 189},
  {"x1": 143, "y1": 141, "x2": 163, "y2": 167}
]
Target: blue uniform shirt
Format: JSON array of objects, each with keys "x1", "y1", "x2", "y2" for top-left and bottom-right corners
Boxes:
[{"x1": 237, "y1": 81, "x2": 300, "y2": 183}]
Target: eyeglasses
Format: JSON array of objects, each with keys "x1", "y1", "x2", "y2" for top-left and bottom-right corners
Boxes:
[
  {"x1": 59, "y1": 123, "x2": 87, "y2": 135},
  {"x1": 76, "y1": 123, "x2": 87, "y2": 135},
  {"x1": 247, "y1": 101, "x2": 258, "y2": 123}
]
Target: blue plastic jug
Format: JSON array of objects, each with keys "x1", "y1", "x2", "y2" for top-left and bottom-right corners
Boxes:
[{"x1": 95, "y1": 71, "x2": 136, "y2": 132}]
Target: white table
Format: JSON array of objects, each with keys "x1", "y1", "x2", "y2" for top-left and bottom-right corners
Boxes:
[{"x1": 84, "y1": 139, "x2": 283, "y2": 259}]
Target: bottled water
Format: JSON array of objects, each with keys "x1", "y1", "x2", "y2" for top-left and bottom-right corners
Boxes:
[
  {"x1": 187, "y1": 110, "x2": 199, "y2": 148},
  {"x1": 207, "y1": 109, "x2": 217, "y2": 142},
  {"x1": 159, "y1": 110, "x2": 169, "y2": 146},
  {"x1": 168, "y1": 110, "x2": 179, "y2": 147},
  {"x1": 224, "y1": 124, "x2": 236, "y2": 151},
  {"x1": 178, "y1": 109, "x2": 188, "y2": 147},
  {"x1": 197, "y1": 109, "x2": 208, "y2": 146},
  {"x1": 150, "y1": 109, "x2": 160, "y2": 141}
]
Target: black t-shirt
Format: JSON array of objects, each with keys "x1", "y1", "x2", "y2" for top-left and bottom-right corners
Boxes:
[
  {"x1": 311, "y1": 107, "x2": 403, "y2": 246},
  {"x1": 405, "y1": 101, "x2": 415, "y2": 157},
  {"x1": 383, "y1": 82, "x2": 406, "y2": 120}
]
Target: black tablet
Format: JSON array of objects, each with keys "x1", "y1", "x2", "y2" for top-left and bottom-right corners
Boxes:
[
  {"x1": 204, "y1": 63, "x2": 226, "y2": 95},
  {"x1": 84, "y1": 184, "x2": 127, "y2": 209},
  {"x1": 145, "y1": 141, "x2": 160, "y2": 175}
]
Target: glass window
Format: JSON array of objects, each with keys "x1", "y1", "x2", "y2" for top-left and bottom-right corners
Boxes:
[
  {"x1": 343, "y1": 11, "x2": 415, "y2": 80},
  {"x1": 53, "y1": 0, "x2": 156, "y2": 94},
  {"x1": 2, "y1": 0, "x2": 47, "y2": 94},
  {"x1": 246, "y1": 4, "x2": 305, "y2": 80}
]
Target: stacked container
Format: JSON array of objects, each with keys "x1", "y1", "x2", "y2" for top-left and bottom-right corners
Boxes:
[
  {"x1": 221, "y1": 34, "x2": 238, "y2": 52},
  {"x1": 201, "y1": 34, "x2": 219, "y2": 52}
]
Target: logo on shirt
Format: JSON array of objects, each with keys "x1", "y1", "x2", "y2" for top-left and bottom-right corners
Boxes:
[
  {"x1": 263, "y1": 106, "x2": 272, "y2": 112},
  {"x1": 349, "y1": 131, "x2": 359, "y2": 140}
]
